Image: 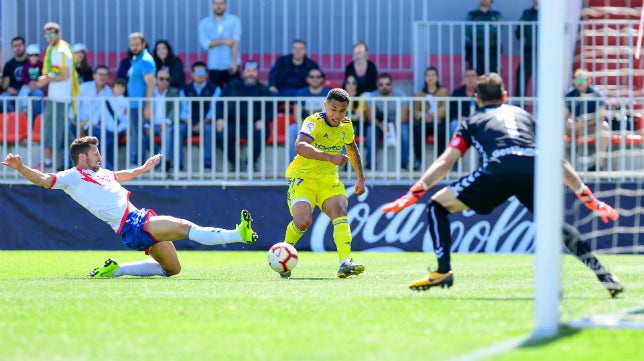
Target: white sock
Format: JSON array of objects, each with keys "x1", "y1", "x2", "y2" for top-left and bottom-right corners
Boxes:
[
  {"x1": 188, "y1": 225, "x2": 242, "y2": 245},
  {"x1": 112, "y1": 258, "x2": 167, "y2": 277}
]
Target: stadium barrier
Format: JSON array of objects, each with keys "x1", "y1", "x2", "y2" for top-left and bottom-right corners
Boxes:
[{"x1": 1, "y1": 95, "x2": 643, "y2": 184}]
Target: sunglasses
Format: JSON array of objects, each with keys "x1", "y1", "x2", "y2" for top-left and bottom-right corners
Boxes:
[
  {"x1": 194, "y1": 69, "x2": 207, "y2": 76},
  {"x1": 43, "y1": 33, "x2": 57, "y2": 39},
  {"x1": 574, "y1": 77, "x2": 588, "y2": 84},
  {"x1": 308, "y1": 75, "x2": 323, "y2": 79},
  {"x1": 158, "y1": 77, "x2": 170, "y2": 81},
  {"x1": 345, "y1": 81, "x2": 357, "y2": 85}
]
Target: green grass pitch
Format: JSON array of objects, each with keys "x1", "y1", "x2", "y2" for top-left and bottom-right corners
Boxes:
[{"x1": 0, "y1": 251, "x2": 642, "y2": 361}]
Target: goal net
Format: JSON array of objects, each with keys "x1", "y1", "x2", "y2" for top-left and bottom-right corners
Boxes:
[{"x1": 535, "y1": 0, "x2": 644, "y2": 334}]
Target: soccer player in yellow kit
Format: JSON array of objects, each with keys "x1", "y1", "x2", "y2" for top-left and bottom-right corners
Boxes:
[{"x1": 282, "y1": 88, "x2": 366, "y2": 278}]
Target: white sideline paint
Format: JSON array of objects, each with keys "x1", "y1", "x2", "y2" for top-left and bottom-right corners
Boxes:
[{"x1": 446, "y1": 336, "x2": 530, "y2": 361}]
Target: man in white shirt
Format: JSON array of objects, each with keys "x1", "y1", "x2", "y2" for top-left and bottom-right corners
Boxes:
[
  {"x1": 76, "y1": 65, "x2": 125, "y2": 170},
  {"x1": 145, "y1": 68, "x2": 180, "y2": 170},
  {"x1": 2, "y1": 136, "x2": 258, "y2": 278}
]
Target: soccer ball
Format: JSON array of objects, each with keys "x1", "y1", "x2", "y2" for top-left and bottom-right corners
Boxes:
[{"x1": 268, "y1": 242, "x2": 298, "y2": 274}]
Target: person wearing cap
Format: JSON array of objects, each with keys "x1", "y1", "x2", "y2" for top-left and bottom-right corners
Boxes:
[
  {"x1": 73, "y1": 43, "x2": 93, "y2": 84},
  {"x1": 18, "y1": 44, "x2": 45, "y2": 117},
  {"x1": 36, "y1": 21, "x2": 80, "y2": 171}
]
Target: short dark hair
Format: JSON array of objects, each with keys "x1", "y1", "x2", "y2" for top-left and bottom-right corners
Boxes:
[
  {"x1": 192, "y1": 61, "x2": 207, "y2": 71},
  {"x1": 476, "y1": 73, "x2": 505, "y2": 103},
  {"x1": 292, "y1": 39, "x2": 307, "y2": 48},
  {"x1": 94, "y1": 65, "x2": 109, "y2": 74},
  {"x1": 326, "y1": 88, "x2": 350, "y2": 104},
  {"x1": 308, "y1": 68, "x2": 325, "y2": 78},
  {"x1": 11, "y1": 36, "x2": 25, "y2": 45},
  {"x1": 113, "y1": 78, "x2": 127, "y2": 88},
  {"x1": 377, "y1": 73, "x2": 392, "y2": 82},
  {"x1": 70, "y1": 136, "x2": 99, "y2": 165}
]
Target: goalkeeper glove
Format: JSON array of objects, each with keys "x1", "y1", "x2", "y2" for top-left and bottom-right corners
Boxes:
[
  {"x1": 576, "y1": 185, "x2": 619, "y2": 223},
  {"x1": 382, "y1": 181, "x2": 428, "y2": 213}
]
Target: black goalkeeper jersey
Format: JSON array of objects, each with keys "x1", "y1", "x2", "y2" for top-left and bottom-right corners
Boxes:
[{"x1": 452, "y1": 103, "x2": 536, "y2": 168}]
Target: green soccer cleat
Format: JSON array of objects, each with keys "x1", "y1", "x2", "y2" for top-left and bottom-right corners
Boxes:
[
  {"x1": 601, "y1": 273, "x2": 625, "y2": 298},
  {"x1": 409, "y1": 270, "x2": 454, "y2": 291},
  {"x1": 89, "y1": 258, "x2": 119, "y2": 278},
  {"x1": 236, "y1": 209, "x2": 258, "y2": 244},
  {"x1": 337, "y1": 258, "x2": 365, "y2": 278}
]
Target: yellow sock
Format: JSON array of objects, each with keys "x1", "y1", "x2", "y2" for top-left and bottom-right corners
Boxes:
[
  {"x1": 332, "y1": 216, "x2": 352, "y2": 261},
  {"x1": 284, "y1": 221, "x2": 305, "y2": 247}
]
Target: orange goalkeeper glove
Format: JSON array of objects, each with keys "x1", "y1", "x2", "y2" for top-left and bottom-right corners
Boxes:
[
  {"x1": 576, "y1": 185, "x2": 619, "y2": 223},
  {"x1": 382, "y1": 181, "x2": 428, "y2": 213}
]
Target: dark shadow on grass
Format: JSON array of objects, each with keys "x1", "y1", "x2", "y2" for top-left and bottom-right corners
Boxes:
[
  {"x1": 519, "y1": 326, "x2": 581, "y2": 348},
  {"x1": 283, "y1": 277, "x2": 335, "y2": 281}
]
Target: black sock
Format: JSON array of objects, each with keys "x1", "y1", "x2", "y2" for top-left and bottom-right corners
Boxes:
[
  {"x1": 427, "y1": 201, "x2": 452, "y2": 274},
  {"x1": 562, "y1": 223, "x2": 608, "y2": 280}
]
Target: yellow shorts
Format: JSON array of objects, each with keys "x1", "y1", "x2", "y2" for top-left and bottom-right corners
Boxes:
[{"x1": 287, "y1": 177, "x2": 347, "y2": 215}]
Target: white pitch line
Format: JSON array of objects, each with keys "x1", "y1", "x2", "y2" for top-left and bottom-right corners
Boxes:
[{"x1": 446, "y1": 335, "x2": 530, "y2": 361}]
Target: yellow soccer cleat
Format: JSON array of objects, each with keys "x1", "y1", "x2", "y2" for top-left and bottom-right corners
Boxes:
[
  {"x1": 337, "y1": 258, "x2": 365, "y2": 278},
  {"x1": 601, "y1": 273, "x2": 625, "y2": 298},
  {"x1": 88, "y1": 258, "x2": 119, "y2": 278},
  {"x1": 409, "y1": 271, "x2": 454, "y2": 291},
  {"x1": 237, "y1": 209, "x2": 258, "y2": 244}
]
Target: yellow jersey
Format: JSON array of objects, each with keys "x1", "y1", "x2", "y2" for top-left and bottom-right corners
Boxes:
[{"x1": 285, "y1": 112, "x2": 354, "y2": 179}]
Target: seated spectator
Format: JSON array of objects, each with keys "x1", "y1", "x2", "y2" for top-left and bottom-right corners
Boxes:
[
  {"x1": 178, "y1": 61, "x2": 221, "y2": 169},
  {"x1": 564, "y1": 68, "x2": 610, "y2": 171},
  {"x1": 1, "y1": 36, "x2": 27, "y2": 112},
  {"x1": 344, "y1": 74, "x2": 368, "y2": 136},
  {"x1": 449, "y1": 68, "x2": 478, "y2": 136},
  {"x1": 344, "y1": 40, "x2": 378, "y2": 93},
  {"x1": 144, "y1": 68, "x2": 180, "y2": 170},
  {"x1": 78, "y1": 67, "x2": 125, "y2": 170},
  {"x1": 288, "y1": 68, "x2": 332, "y2": 160},
  {"x1": 18, "y1": 44, "x2": 45, "y2": 117},
  {"x1": 413, "y1": 66, "x2": 450, "y2": 169},
  {"x1": 268, "y1": 39, "x2": 320, "y2": 96},
  {"x1": 364, "y1": 73, "x2": 410, "y2": 170},
  {"x1": 153, "y1": 39, "x2": 185, "y2": 89},
  {"x1": 73, "y1": 43, "x2": 93, "y2": 84},
  {"x1": 216, "y1": 60, "x2": 273, "y2": 170}
]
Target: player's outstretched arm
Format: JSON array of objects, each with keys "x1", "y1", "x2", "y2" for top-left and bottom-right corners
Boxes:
[
  {"x1": 382, "y1": 147, "x2": 461, "y2": 213},
  {"x1": 115, "y1": 154, "x2": 163, "y2": 183},
  {"x1": 1, "y1": 153, "x2": 54, "y2": 187},
  {"x1": 563, "y1": 160, "x2": 618, "y2": 223}
]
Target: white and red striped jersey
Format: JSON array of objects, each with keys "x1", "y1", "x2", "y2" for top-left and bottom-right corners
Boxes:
[{"x1": 48, "y1": 168, "x2": 131, "y2": 233}]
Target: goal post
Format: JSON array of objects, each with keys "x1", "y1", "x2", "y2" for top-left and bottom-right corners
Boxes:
[{"x1": 533, "y1": 0, "x2": 567, "y2": 338}]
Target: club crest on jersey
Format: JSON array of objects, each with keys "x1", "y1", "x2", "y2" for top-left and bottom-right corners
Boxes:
[
  {"x1": 323, "y1": 133, "x2": 329, "y2": 138},
  {"x1": 305, "y1": 121, "x2": 316, "y2": 133}
]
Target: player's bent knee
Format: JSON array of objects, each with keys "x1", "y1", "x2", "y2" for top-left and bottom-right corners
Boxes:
[
  {"x1": 163, "y1": 263, "x2": 181, "y2": 276},
  {"x1": 294, "y1": 218, "x2": 311, "y2": 232}
]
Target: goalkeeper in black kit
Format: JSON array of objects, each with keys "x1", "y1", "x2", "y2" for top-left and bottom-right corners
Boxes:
[{"x1": 383, "y1": 73, "x2": 624, "y2": 298}]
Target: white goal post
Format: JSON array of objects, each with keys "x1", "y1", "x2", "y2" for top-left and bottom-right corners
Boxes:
[{"x1": 533, "y1": 0, "x2": 567, "y2": 338}]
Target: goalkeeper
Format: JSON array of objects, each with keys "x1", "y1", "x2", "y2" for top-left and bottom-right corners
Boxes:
[{"x1": 383, "y1": 73, "x2": 623, "y2": 298}]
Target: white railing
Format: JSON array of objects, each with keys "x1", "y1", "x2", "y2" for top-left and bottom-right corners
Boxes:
[{"x1": 2, "y1": 95, "x2": 643, "y2": 185}]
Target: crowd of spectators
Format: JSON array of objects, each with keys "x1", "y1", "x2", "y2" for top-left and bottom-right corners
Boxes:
[{"x1": 4, "y1": 0, "x2": 597, "y2": 173}]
